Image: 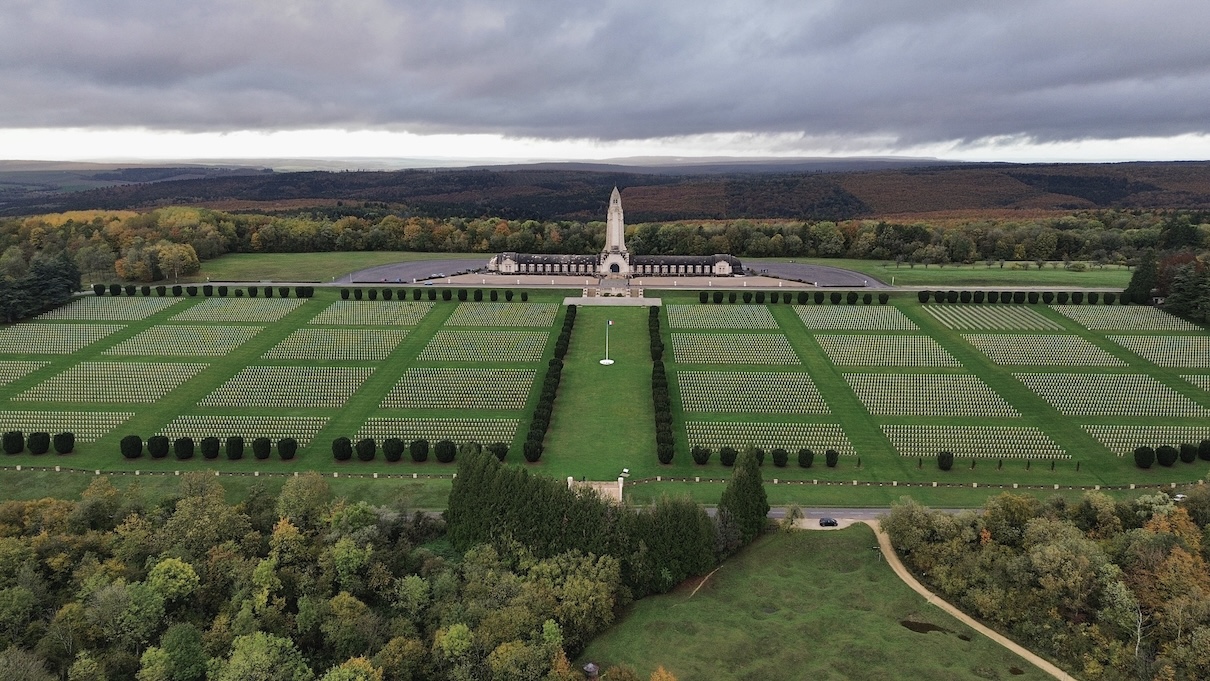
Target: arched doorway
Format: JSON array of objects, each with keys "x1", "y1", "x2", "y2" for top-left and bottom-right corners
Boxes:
[{"x1": 610, "y1": 263, "x2": 620, "y2": 273}]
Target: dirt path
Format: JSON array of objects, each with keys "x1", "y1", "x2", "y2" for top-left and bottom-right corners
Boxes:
[{"x1": 863, "y1": 520, "x2": 1080, "y2": 681}]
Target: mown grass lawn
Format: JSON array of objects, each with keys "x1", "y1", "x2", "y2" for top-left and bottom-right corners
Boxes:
[
  {"x1": 187, "y1": 251, "x2": 481, "y2": 283},
  {"x1": 748, "y1": 257, "x2": 1132, "y2": 288},
  {"x1": 579, "y1": 526, "x2": 1051, "y2": 681}
]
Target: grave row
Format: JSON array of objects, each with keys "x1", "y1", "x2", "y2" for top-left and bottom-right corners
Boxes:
[
  {"x1": 199, "y1": 366, "x2": 375, "y2": 409},
  {"x1": 16, "y1": 362, "x2": 208, "y2": 404},
  {"x1": 684, "y1": 421, "x2": 854, "y2": 455},
  {"x1": 881, "y1": 425, "x2": 1068, "y2": 459},
  {"x1": 670, "y1": 333, "x2": 801, "y2": 365},
  {"x1": 677, "y1": 371, "x2": 829, "y2": 414},
  {"x1": 814, "y1": 335, "x2": 962, "y2": 367},
  {"x1": 923, "y1": 305, "x2": 1062, "y2": 331},
  {"x1": 844, "y1": 373, "x2": 1020, "y2": 417},
  {"x1": 105, "y1": 325, "x2": 265, "y2": 357},
  {"x1": 382, "y1": 368, "x2": 536, "y2": 410},
  {"x1": 963, "y1": 334, "x2": 1125, "y2": 367},
  {"x1": 1015, "y1": 373, "x2": 1210, "y2": 418}
]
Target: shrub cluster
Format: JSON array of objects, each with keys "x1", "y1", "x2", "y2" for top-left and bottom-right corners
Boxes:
[
  {"x1": 2, "y1": 430, "x2": 76, "y2": 455},
  {"x1": 115, "y1": 435, "x2": 299, "y2": 461},
  {"x1": 918, "y1": 289, "x2": 1125, "y2": 305},
  {"x1": 1134, "y1": 439, "x2": 1210, "y2": 468},
  {"x1": 700, "y1": 289, "x2": 889, "y2": 305},
  {"x1": 95, "y1": 284, "x2": 315, "y2": 298},
  {"x1": 524, "y1": 305, "x2": 575, "y2": 463}
]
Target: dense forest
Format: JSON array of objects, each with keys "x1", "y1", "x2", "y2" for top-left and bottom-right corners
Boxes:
[
  {"x1": 884, "y1": 489, "x2": 1210, "y2": 680},
  {"x1": 0, "y1": 449, "x2": 771, "y2": 681},
  {"x1": 7, "y1": 162, "x2": 1210, "y2": 221}
]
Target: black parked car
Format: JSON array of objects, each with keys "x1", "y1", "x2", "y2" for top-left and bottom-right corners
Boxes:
[{"x1": 819, "y1": 517, "x2": 839, "y2": 527}]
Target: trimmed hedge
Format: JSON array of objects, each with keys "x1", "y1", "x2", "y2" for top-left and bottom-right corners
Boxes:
[
  {"x1": 410, "y1": 439, "x2": 429, "y2": 463},
  {"x1": 937, "y1": 450, "x2": 954, "y2": 471},
  {"x1": 201, "y1": 437, "x2": 220, "y2": 460},
  {"x1": 333, "y1": 437, "x2": 353, "y2": 462},
  {"x1": 174, "y1": 437, "x2": 194, "y2": 460},
  {"x1": 225, "y1": 436, "x2": 244, "y2": 461},
  {"x1": 797, "y1": 448, "x2": 814, "y2": 468},
  {"x1": 825, "y1": 449, "x2": 839, "y2": 468},
  {"x1": 383, "y1": 438, "x2": 404, "y2": 462},
  {"x1": 356, "y1": 438, "x2": 376, "y2": 462},
  {"x1": 53, "y1": 432, "x2": 74, "y2": 454},
  {"x1": 1134, "y1": 446, "x2": 1155, "y2": 469},
  {"x1": 435, "y1": 439, "x2": 457, "y2": 463},
  {"x1": 488, "y1": 442, "x2": 509, "y2": 462},
  {"x1": 253, "y1": 437, "x2": 272, "y2": 460},
  {"x1": 120, "y1": 435, "x2": 143, "y2": 460},
  {"x1": 148, "y1": 435, "x2": 170, "y2": 459},
  {"x1": 27, "y1": 432, "x2": 49, "y2": 455},
  {"x1": 278, "y1": 437, "x2": 298, "y2": 461},
  {"x1": 2, "y1": 430, "x2": 23, "y2": 452}
]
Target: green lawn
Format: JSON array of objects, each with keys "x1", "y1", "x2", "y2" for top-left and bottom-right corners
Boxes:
[
  {"x1": 188, "y1": 251, "x2": 480, "y2": 283},
  {"x1": 579, "y1": 526, "x2": 1052, "y2": 681},
  {"x1": 541, "y1": 306, "x2": 658, "y2": 479},
  {"x1": 749, "y1": 257, "x2": 1133, "y2": 288},
  {"x1": 3, "y1": 285, "x2": 1208, "y2": 508}
]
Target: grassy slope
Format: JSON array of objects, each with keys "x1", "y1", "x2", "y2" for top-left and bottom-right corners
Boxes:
[
  {"x1": 579, "y1": 526, "x2": 1050, "y2": 681},
  {"x1": 748, "y1": 257, "x2": 1132, "y2": 288}
]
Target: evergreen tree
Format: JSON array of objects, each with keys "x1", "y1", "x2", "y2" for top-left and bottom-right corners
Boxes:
[
  {"x1": 718, "y1": 445, "x2": 769, "y2": 547},
  {"x1": 1125, "y1": 249, "x2": 1158, "y2": 302}
]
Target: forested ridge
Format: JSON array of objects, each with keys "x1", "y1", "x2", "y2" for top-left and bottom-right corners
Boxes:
[
  {"x1": 8, "y1": 162, "x2": 1210, "y2": 221},
  {"x1": 884, "y1": 490, "x2": 1210, "y2": 680}
]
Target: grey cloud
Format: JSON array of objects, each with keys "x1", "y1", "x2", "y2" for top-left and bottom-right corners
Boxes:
[{"x1": 2, "y1": 0, "x2": 1209, "y2": 147}]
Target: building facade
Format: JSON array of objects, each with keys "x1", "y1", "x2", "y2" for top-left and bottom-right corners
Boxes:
[{"x1": 487, "y1": 187, "x2": 742, "y2": 278}]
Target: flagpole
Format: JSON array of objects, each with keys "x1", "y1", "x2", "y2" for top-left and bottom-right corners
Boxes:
[{"x1": 600, "y1": 319, "x2": 614, "y2": 365}]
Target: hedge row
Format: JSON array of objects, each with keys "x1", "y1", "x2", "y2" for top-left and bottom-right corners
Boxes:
[
  {"x1": 118, "y1": 435, "x2": 299, "y2": 461},
  {"x1": 689, "y1": 445, "x2": 838, "y2": 468},
  {"x1": 698, "y1": 290, "x2": 890, "y2": 305},
  {"x1": 523, "y1": 305, "x2": 576, "y2": 463},
  {"x1": 93, "y1": 284, "x2": 316, "y2": 298},
  {"x1": 2, "y1": 431, "x2": 75, "y2": 455},
  {"x1": 917, "y1": 290, "x2": 1125, "y2": 305},
  {"x1": 1134, "y1": 440, "x2": 1210, "y2": 469},
  {"x1": 329, "y1": 437, "x2": 505, "y2": 463},
  {"x1": 651, "y1": 307, "x2": 675, "y2": 464},
  {"x1": 339, "y1": 287, "x2": 528, "y2": 302}
]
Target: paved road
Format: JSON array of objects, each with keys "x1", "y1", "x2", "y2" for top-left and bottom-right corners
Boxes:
[
  {"x1": 341, "y1": 258, "x2": 486, "y2": 284},
  {"x1": 747, "y1": 261, "x2": 890, "y2": 287}
]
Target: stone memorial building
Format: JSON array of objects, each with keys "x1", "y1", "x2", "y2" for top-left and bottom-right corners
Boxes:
[{"x1": 487, "y1": 187, "x2": 742, "y2": 278}]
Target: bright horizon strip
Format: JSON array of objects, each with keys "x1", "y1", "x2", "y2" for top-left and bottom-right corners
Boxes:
[{"x1": 3, "y1": 128, "x2": 1210, "y2": 164}]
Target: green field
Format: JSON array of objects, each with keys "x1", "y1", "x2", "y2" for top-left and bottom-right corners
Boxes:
[
  {"x1": 2, "y1": 285, "x2": 1209, "y2": 507},
  {"x1": 750, "y1": 257, "x2": 1133, "y2": 287},
  {"x1": 579, "y1": 526, "x2": 1051, "y2": 681}
]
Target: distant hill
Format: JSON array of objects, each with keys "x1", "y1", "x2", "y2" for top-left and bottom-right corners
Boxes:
[{"x1": 4, "y1": 159, "x2": 1210, "y2": 220}]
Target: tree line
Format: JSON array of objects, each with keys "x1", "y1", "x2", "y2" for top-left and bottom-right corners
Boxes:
[
  {"x1": 2, "y1": 206, "x2": 1207, "y2": 285},
  {"x1": 883, "y1": 490, "x2": 1210, "y2": 680}
]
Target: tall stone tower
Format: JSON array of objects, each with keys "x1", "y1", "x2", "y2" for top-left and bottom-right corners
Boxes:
[{"x1": 599, "y1": 187, "x2": 631, "y2": 277}]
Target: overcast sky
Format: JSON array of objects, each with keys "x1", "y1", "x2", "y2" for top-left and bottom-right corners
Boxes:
[{"x1": 4, "y1": 0, "x2": 1210, "y2": 163}]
